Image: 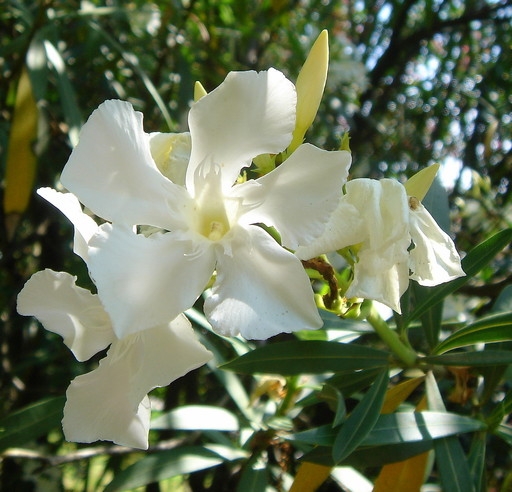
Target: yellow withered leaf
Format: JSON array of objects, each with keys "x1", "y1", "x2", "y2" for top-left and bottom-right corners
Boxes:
[
  {"x1": 4, "y1": 67, "x2": 38, "y2": 235},
  {"x1": 289, "y1": 462, "x2": 333, "y2": 492},
  {"x1": 373, "y1": 396, "x2": 429, "y2": 492}
]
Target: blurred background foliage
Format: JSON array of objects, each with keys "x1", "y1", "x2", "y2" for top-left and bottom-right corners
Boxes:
[{"x1": 1, "y1": 0, "x2": 511, "y2": 490}]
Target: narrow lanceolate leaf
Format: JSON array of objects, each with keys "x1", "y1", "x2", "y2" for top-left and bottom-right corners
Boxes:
[
  {"x1": 0, "y1": 397, "x2": 65, "y2": 452},
  {"x1": 221, "y1": 341, "x2": 389, "y2": 375},
  {"x1": 235, "y1": 464, "x2": 269, "y2": 492},
  {"x1": 467, "y1": 432, "x2": 486, "y2": 492},
  {"x1": 332, "y1": 369, "x2": 389, "y2": 463},
  {"x1": 434, "y1": 436, "x2": 475, "y2": 492},
  {"x1": 433, "y1": 312, "x2": 512, "y2": 355},
  {"x1": 151, "y1": 405, "x2": 239, "y2": 431},
  {"x1": 44, "y1": 40, "x2": 82, "y2": 146},
  {"x1": 3, "y1": 66, "x2": 38, "y2": 222},
  {"x1": 105, "y1": 445, "x2": 247, "y2": 492},
  {"x1": 409, "y1": 229, "x2": 512, "y2": 322},
  {"x1": 421, "y1": 350, "x2": 512, "y2": 367},
  {"x1": 486, "y1": 388, "x2": 512, "y2": 430},
  {"x1": 290, "y1": 411, "x2": 485, "y2": 448}
]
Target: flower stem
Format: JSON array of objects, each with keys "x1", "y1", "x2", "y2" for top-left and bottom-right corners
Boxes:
[{"x1": 365, "y1": 303, "x2": 417, "y2": 367}]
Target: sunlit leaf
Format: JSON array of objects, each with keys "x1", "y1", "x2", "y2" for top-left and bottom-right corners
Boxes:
[
  {"x1": 433, "y1": 312, "x2": 512, "y2": 355},
  {"x1": 151, "y1": 405, "x2": 239, "y2": 431},
  {"x1": 221, "y1": 341, "x2": 389, "y2": 375},
  {"x1": 290, "y1": 411, "x2": 485, "y2": 448}
]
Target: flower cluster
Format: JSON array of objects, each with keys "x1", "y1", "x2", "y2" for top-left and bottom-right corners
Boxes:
[{"x1": 17, "y1": 31, "x2": 464, "y2": 449}]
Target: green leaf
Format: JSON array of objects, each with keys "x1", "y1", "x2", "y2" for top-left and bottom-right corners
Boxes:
[
  {"x1": 0, "y1": 396, "x2": 65, "y2": 452},
  {"x1": 467, "y1": 432, "x2": 486, "y2": 492},
  {"x1": 421, "y1": 350, "x2": 512, "y2": 367},
  {"x1": 151, "y1": 405, "x2": 239, "y2": 432},
  {"x1": 434, "y1": 436, "x2": 475, "y2": 492},
  {"x1": 302, "y1": 441, "x2": 433, "y2": 468},
  {"x1": 486, "y1": 388, "x2": 512, "y2": 430},
  {"x1": 414, "y1": 283, "x2": 444, "y2": 350},
  {"x1": 104, "y1": 445, "x2": 247, "y2": 492},
  {"x1": 332, "y1": 369, "x2": 389, "y2": 463},
  {"x1": 290, "y1": 411, "x2": 485, "y2": 447},
  {"x1": 408, "y1": 229, "x2": 512, "y2": 323},
  {"x1": 493, "y1": 423, "x2": 512, "y2": 446},
  {"x1": 44, "y1": 39, "x2": 83, "y2": 146},
  {"x1": 236, "y1": 465, "x2": 269, "y2": 492},
  {"x1": 221, "y1": 341, "x2": 389, "y2": 375},
  {"x1": 433, "y1": 312, "x2": 512, "y2": 354}
]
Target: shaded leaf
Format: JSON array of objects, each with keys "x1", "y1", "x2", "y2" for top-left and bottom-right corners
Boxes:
[
  {"x1": 236, "y1": 464, "x2": 269, "y2": 492},
  {"x1": 105, "y1": 445, "x2": 246, "y2": 492},
  {"x1": 332, "y1": 369, "x2": 389, "y2": 463},
  {"x1": 434, "y1": 436, "x2": 475, "y2": 492},
  {"x1": 0, "y1": 397, "x2": 65, "y2": 452},
  {"x1": 221, "y1": 341, "x2": 389, "y2": 375},
  {"x1": 421, "y1": 350, "x2": 512, "y2": 367},
  {"x1": 408, "y1": 229, "x2": 512, "y2": 323},
  {"x1": 302, "y1": 441, "x2": 433, "y2": 468}
]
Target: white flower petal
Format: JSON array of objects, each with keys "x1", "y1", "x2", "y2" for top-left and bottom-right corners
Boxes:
[
  {"x1": 62, "y1": 316, "x2": 212, "y2": 449},
  {"x1": 205, "y1": 226, "x2": 322, "y2": 339},
  {"x1": 37, "y1": 188, "x2": 98, "y2": 262},
  {"x1": 346, "y1": 247, "x2": 410, "y2": 313},
  {"x1": 187, "y1": 69, "x2": 296, "y2": 194},
  {"x1": 235, "y1": 144, "x2": 351, "y2": 249},
  {"x1": 297, "y1": 179, "x2": 412, "y2": 311},
  {"x1": 60, "y1": 100, "x2": 188, "y2": 230},
  {"x1": 88, "y1": 224, "x2": 216, "y2": 338},
  {"x1": 17, "y1": 269, "x2": 114, "y2": 361},
  {"x1": 409, "y1": 202, "x2": 465, "y2": 286},
  {"x1": 295, "y1": 199, "x2": 364, "y2": 260}
]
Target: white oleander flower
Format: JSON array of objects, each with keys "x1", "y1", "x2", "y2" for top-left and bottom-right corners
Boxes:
[
  {"x1": 17, "y1": 269, "x2": 212, "y2": 449},
  {"x1": 296, "y1": 178, "x2": 465, "y2": 312},
  {"x1": 58, "y1": 69, "x2": 351, "y2": 340}
]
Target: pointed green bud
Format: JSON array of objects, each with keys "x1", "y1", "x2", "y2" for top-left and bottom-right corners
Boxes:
[
  {"x1": 340, "y1": 132, "x2": 351, "y2": 152},
  {"x1": 288, "y1": 30, "x2": 329, "y2": 153},
  {"x1": 404, "y1": 163, "x2": 440, "y2": 201},
  {"x1": 194, "y1": 81, "x2": 207, "y2": 101}
]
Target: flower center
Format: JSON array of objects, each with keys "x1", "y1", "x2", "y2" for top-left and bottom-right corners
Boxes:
[{"x1": 193, "y1": 164, "x2": 231, "y2": 241}]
